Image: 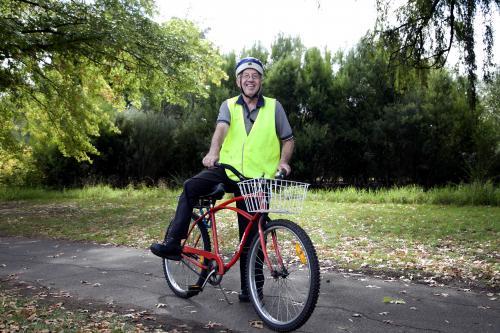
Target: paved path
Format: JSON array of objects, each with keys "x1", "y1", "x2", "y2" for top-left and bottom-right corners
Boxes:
[{"x1": 0, "y1": 236, "x2": 498, "y2": 332}]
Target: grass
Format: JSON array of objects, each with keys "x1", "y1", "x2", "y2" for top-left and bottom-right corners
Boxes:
[
  {"x1": 313, "y1": 181, "x2": 500, "y2": 206},
  {"x1": 0, "y1": 184, "x2": 499, "y2": 289},
  {"x1": 298, "y1": 201, "x2": 499, "y2": 288}
]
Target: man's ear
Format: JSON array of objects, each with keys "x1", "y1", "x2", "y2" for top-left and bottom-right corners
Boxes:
[{"x1": 235, "y1": 76, "x2": 241, "y2": 88}]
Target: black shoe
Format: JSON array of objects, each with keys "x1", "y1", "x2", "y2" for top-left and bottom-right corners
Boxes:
[
  {"x1": 238, "y1": 290, "x2": 264, "y2": 303},
  {"x1": 150, "y1": 238, "x2": 182, "y2": 260},
  {"x1": 238, "y1": 291, "x2": 250, "y2": 303}
]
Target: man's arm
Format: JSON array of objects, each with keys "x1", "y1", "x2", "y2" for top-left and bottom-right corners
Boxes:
[
  {"x1": 279, "y1": 138, "x2": 294, "y2": 175},
  {"x1": 202, "y1": 122, "x2": 229, "y2": 167}
]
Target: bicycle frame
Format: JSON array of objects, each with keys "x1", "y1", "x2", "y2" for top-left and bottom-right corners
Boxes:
[{"x1": 181, "y1": 193, "x2": 283, "y2": 277}]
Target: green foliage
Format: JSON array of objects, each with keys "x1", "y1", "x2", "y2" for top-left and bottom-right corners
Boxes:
[
  {"x1": 0, "y1": 148, "x2": 41, "y2": 187},
  {"x1": 376, "y1": 0, "x2": 500, "y2": 110},
  {"x1": 2, "y1": 21, "x2": 498, "y2": 188},
  {"x1": 0, "y1": 0, "x2": 226, "y2": 161},
  {"x1": 265, "y1": 56, "x2": 302, "y2": 122},
  {"x1": 270, "y1": 34, "x2": 305, "y2": 62},
  {"x1": 293, "y1": 122, "x2": 331, "y2": 182},
  {"x1": 28, "y1": 106, "x2": 213, "y2": 187},
  {"x1": 469, "y1": 68, "x2": 500, "y2": 182},
  {"x1": 240, "y1": 41, "x2": 270, "y2": 67}
]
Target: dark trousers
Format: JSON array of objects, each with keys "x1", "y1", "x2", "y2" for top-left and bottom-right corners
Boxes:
[{"x1": 167, "y1": 167, "x2": 258, "y2": 292}]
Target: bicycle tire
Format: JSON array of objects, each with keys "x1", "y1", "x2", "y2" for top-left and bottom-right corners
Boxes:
[
  {"x1": 246, "y1": 219, "x2": 320, "y2": 332},
  {"x1": 163, "y1": 213, "x2": 211, "y2": 298}
]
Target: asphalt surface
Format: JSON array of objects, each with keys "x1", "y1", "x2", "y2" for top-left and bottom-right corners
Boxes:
[{"x1": 0, "y1": 236, "x2": 498, "y2": 332}]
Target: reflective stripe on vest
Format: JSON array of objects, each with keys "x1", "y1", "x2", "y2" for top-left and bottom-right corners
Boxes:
[{"x1": 219, "y1": 96, "x2": 280, "y2": 181}]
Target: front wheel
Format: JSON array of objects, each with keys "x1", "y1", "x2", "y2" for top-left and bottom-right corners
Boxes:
[
  {"x1": 246, "y1": 219, "x2": 320, "y2": 332},
  {"x1": 163, "y1": 213, "x2": 211, "y2": 298}
]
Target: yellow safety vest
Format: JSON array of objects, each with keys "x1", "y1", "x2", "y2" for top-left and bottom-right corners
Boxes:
[{"x1": 219, "y1": 96, "x2": 280, "y2": 181}]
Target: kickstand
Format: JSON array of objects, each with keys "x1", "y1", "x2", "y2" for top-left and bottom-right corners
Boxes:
[{"x1": 216, "y1": 284, "x2": 233, "y2": 305}]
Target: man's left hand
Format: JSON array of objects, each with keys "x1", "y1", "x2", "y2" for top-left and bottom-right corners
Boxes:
[{"x1": 278, "y1": 162, "x2": 291, "y2": 176}]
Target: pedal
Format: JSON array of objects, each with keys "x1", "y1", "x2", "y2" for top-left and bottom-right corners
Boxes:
[
  {"x1": 188, "y1": 284, "x2": 202, "y2": 292},
  {"x1": 186, "y1": 284, "x2": 202, "y2": 297}
]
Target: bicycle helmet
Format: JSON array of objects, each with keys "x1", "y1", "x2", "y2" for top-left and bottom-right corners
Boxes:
[{"x1": 235, "y1": 57, "x2": 264, "y2": 77}]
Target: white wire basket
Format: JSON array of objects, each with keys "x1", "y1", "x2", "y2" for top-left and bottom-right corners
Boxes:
[{"x1": 237, "y1": 178, "x2": 310, "y2": 214}]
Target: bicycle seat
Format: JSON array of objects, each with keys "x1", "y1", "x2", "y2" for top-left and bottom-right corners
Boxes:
[{"x1": 199, "y1": 183, "x2": 226, "y2": 201}]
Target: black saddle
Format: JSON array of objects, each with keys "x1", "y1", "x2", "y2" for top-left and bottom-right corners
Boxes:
[{"x1": 195, "y1": 183, "x2": 226, "y2": 208}]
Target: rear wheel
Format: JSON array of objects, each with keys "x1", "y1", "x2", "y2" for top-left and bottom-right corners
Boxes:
[
  {"x1": 246, "y1": 219, "x2": 320, "y2": 332},
  {"x1": 163, "y1": 213, "x2": 211, "y2": 298}
]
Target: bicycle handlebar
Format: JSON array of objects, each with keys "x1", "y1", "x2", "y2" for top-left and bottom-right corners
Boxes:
[
  {"x1": 214, "y1": 162, "x2": 287, "y2": 181},
  {"x1": 214, "y1": 162, "x2": 247, "y2": 181}
]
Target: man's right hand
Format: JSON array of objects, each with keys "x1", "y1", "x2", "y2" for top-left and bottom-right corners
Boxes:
[{"x1": 202, "y1": 153, "x2": 219, "y2": 168}]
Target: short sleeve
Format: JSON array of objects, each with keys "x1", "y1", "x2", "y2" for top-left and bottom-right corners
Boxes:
[
  {"x1": 275, "y1": 101, "x2": 293, "y2": 140},
  {"x1": 217, "y1": 100, "x2": 231, "y2": 125}
]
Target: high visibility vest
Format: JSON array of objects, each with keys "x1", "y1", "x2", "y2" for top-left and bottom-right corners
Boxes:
[{"x1": 219, "y1": 96, "x2": 280, "y2": 181}]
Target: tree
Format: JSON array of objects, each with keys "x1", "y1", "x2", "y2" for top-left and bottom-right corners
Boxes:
[
  {"x1": 376, "y1": 0, "x2": 500, "y2": 111},
  {"x1": 240, "y1": 42, "x2": 270, "y2": 67},
  {"x1": 270, "y1": 34, "x2": 305, "y2": 63},
  {"x1": 0, "y1": 0, "x2": 226, "y2": 161},
  {"x1": 266, "y1": 35, "x2": 305, "y2": 123}
]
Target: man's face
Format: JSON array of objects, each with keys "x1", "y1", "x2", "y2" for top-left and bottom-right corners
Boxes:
[{"x1": 237, "y1": 68, "x2": 262, "y2": 97}]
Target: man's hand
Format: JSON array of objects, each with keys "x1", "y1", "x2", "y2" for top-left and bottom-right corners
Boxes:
[
  {"x1": 202, "y1": 153, "x2": 219, "y2": 168},
  {"x1": 278, "y1": 162, "x2": 291, "y2": 176}
]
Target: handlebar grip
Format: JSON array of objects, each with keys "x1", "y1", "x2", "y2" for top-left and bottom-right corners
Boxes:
[{"x1": 275, "y1": 169, "x2": 287, "y2": 180}]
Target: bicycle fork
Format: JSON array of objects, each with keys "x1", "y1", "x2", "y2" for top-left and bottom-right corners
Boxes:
[{"x1": 257, "y1": 216, "x2": 287, "y2": 277}]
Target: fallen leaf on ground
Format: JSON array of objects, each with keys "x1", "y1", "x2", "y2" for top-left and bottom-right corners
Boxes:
[
  {"x1": 156, "y1": 303, "x2": 167, "y2": 308},
  {"x1": 204, "y1": 321, "x2": 223, "y2": 328},
  {"x1": 249, "y1": 320, "x2": 264, "y2": 328},
  {"x1": 352, "y1": 313, "x2": 362, "y2": 317},
  {"x1": 379, "y1": 312, "x2": 389, "y2": 315},
  {"x1": 383, "y1": 296, "x2": 406, "y2": 304}
]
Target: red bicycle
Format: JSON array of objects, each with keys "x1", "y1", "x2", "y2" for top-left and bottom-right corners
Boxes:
[{"x1": 162, "y1": 163, "x2": 320, "y2": 332}]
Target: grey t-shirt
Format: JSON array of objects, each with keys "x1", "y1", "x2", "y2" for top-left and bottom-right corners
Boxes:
[{"x1": 216, "y1": 97, "x2": 293, "y2": 141}]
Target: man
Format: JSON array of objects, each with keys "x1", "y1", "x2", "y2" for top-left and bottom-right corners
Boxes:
[{"x1": 150, "y1": 56, "x2": 294, "y2": 301}]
